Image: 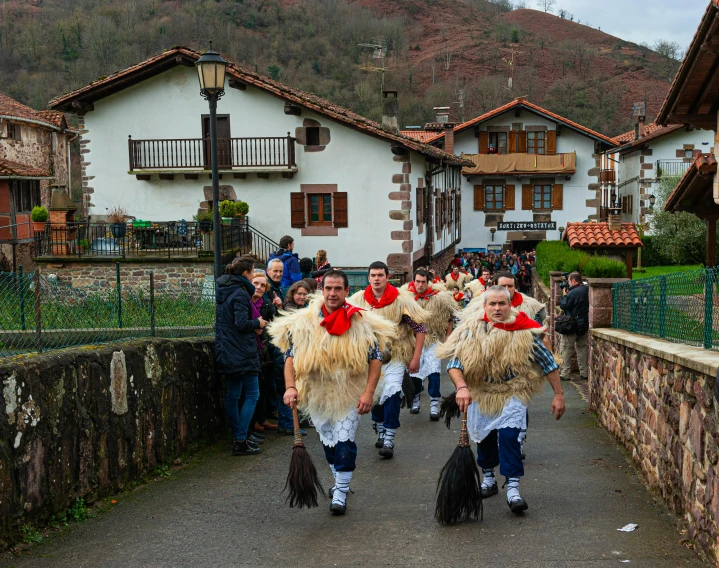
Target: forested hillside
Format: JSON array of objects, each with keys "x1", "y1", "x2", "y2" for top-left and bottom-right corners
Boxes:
[{"x1": 0, "y1": 0, "x2": 680, "y2": 136}]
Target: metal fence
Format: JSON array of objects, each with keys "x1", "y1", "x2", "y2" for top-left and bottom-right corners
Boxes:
[
  {"x1": 612, "y1": 267, "x2": 719, "y2": 350},
  {"x1": 0, "y1": 267, "x2": 214, "y2": 358}
]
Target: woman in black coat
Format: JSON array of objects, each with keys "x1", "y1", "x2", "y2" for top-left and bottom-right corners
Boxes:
[{"x1": 215, "y1": 256, "x2": 267, "y2": 456}]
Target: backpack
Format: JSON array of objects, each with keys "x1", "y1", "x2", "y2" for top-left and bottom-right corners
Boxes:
[{"x1": 554, "y1": 313, "x2": 578, "y2": 335}]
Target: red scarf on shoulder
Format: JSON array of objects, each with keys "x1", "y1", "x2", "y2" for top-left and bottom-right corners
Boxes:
[
  {"x1": 450, "y1": 272, "x2": 460, "y2": 281},
  {"x1": 453, "y1": 290, "x2": 465, "y2": 302},
  {"x1": 511, "y1": 291, "x2": 524, "y2": 308},
  {"x1": 407, "y1": 281, "x2": 437, "y2": 301},
  {"x1": 363, "y1": 283, "x2": 399, "y2": 309},
  {"x1": 479, "y1": 277, "x2": 487, "y2": 287},
  {"x1": 482, "y1": 311, "x2": 541, "y2": 331},
  {"x1": 320, "y1": 302, "x2": 365, "y2": 335}
]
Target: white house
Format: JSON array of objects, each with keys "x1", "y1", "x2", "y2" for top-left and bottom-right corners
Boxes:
[
  {"x1": 49, "y1": 47, "x2": 469, "y2": 275},
  {"x1": 604, "y1": 123, "x2": 714, "y2": 225},
  {"x1": 403, "y1": 99, "x2": 618, "y2": 252}
]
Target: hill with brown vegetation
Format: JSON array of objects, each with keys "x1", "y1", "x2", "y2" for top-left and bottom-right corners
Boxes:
[{"x1": 0, "y1": 0, "x2": 677, "y2": 138}]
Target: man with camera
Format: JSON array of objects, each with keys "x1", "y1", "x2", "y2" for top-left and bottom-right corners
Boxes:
[{"x1": 558, "y1": 272, "x2": 589, "y2": 381}]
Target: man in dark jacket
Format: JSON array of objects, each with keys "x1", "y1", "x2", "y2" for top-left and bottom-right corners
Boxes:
[
  {"x1": 268, "y1": 235, "x2": 302, "y2": 287},
  {"x1": 558, "y1": 272, "x2": 589, "y2": 381}
]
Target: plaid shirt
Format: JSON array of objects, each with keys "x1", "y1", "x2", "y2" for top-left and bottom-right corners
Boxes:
[
  {"x1": 401, "y1": 314, "x2": 427, "y2": 334},
  {"x1": 447, "y1": 336, "x2": 558, "y2": 378}
]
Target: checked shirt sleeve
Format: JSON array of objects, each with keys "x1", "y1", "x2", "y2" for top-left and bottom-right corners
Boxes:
[
  {"x1": 401, "y1": 314, "x2": 428, "y2": 334},
  {"x1": 284, "y1": 345, "x2": 294, "y2": 359},
  {"x1": 447, "y1": 358, "x2": 464, "y2": 373},
  {"x1": 368, "y1": 342, "x2": 383, "y2": 363},
  {"x1": 531, "y1": 337, "x2": 559, "y2": 375}
]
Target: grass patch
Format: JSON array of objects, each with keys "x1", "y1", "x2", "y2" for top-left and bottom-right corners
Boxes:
[{"x1": 632, "y1": 265, "x2": 702, "y2": 279}]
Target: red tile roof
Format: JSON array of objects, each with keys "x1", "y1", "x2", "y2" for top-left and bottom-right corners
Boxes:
[
  {"x1": 562, "y1": 222, "x2": 643, "y2": 248},
  {"x1": 612, "y1": 123, "x2": 685, "y2": 148},
  {"x1": 0, "y1": 158, "x2": 51, "y2": 178},
  {"x1": 428, "y1": 98, "x2": 618, "y2": 147},
  {"x1": 0, "y1": 93, "x2": 68, "y2": 130},
  {"x1": 400, "y1": 130, "x2": 439, "y2": 143},
  {"x1": 49, "y1": 47, "x2": 470, "y2": 167},
  {"x1": 664, "y1": 153, "x2": 718, "y2": 212}
]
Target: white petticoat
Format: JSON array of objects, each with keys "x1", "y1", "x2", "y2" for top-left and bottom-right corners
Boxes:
[
  {"x1": 409, "y1": 344, "x2": 442, "y2": 380},
  {"x1": 379, "y1": 359, "x2": 405, "y2": 404},
  {"x1": 314, "y1": 408, "x2": 360, "y2": 448},
  {"x1": 466, "y1": 397, "x2": 527, "y2": 444}
]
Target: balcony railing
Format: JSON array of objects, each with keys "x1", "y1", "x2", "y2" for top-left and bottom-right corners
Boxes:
[
  {"x1": 128, "y1": 135, "x2": 297, "y2": 171},
  {"x1": 34, "y1": 219, "x2": 280, "y2": 264},
  {"x1": 600, "y1": 169, "x2": 616, "y2": 184},
  {"x1": 462, "y1": 152, "x2": 576, "y2": 176},
  {"x1": 656, "y1": 160, "x2": 691, "y2": 179}
]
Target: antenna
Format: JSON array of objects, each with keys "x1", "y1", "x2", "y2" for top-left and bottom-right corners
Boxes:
[
  {"x1": 358, "y1": 36, "x2": 393, "y2": 94},
  {"x1": 503, "y1": 48, "x2": 521, "y2": 91}
]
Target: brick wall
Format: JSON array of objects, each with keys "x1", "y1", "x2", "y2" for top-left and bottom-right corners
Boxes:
[
  {"x1": 591, "y1": 328, "x2": 719, "y2": 564},
  {"x1": 429, "y1": 246, "x2": 456, "y2": 274}
]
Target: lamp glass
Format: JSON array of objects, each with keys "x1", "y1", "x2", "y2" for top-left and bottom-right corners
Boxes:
[
  {"x1": 196, "y1": 48, "x2": 227, "y2": 94},
  {"x1": 649, "y1": 194, "x2": 656, "y2": 206}
]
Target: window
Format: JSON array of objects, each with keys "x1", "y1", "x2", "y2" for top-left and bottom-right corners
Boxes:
[
  {"x1": 685, "y1": 149, "x2": 695, "y2": 159},
  {"x1": 533, "y1": 184, "x2": 552, "y2": 209},
  {"x1": 306, "y1": 127, "x2": 320, "y2": 146},
  {"x1": 7, "y1": 123, "x2": 21, "y2": 142},
  {"x1": 308, "y1": 193, "x2": 332, "y2": 225},
  {"x1": 527, "y1": 131, "x2": 546, "y2": 154},
  {"x1": 488, "y1": 132, "x2": 507, "y2": 154},
  {"x1": 485, "y1": 185, "x2": 504, "y2": 211},
  {"x1": 11, "y1": 180, "x2": 40, "y2": 212}
]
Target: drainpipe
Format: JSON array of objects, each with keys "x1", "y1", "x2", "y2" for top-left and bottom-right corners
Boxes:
[
  {"x1": 714, "y1": 121, "x2": 719, "y2": 204},
  {"x1": 66, "y1": 130, "x2": 80, "y2": 202}
]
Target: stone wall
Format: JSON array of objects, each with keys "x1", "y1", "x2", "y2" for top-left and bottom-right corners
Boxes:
[
  {"x1": 590, "y1": 328, "x2": 719, "y2": 564},
  {"x1": 34, "y1": 259, "x2": 214, "y2": 289},
  {"x1": 0, "y1": 337, "x2": 224, "y2": 548}
]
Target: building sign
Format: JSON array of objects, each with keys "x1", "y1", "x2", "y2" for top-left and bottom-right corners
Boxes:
[
  {"x1": 497, "y1": 221, "x2": 556, "y2": 231},
  {"x1": 486, "y1": 244, "x2": 503, "y2": 253}
]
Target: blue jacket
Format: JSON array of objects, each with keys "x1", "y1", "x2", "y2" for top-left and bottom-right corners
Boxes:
[
  {"x1": 268, "y1": 248, "x2": 302, "y2": 287},
  {"x1": 215, "y1": 274, "x2": 261, "y2": 375}
]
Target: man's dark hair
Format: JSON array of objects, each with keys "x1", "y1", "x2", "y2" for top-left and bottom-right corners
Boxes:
[
  {"x1": 368, "y1": 261, "x2": 389, "y2": 277},
  {"x1": 322, "y1": 269, "x2": 349, "y2": 289},
  {"x1": 413, "y1": 268, "x2": 431, "y2": 281},
  {"x1": 493, "y1": 270, "x2": 516, "y2": 285},
  {"x1": 454, "y1": 254, "x2": 460, "y2": 259},
  {"x1": 299, "y1": 257, "x2": 313, "y2": 273},
  {"x1": 481, "y1": 266, "x2": 491, "y2": 275},
  {"x1": 569, "y1": 272, "x2": 583, "y2": 285},
  {"x1": 225, "y1": 256, "x2": 254, "y2": 276},
  {"x1": 279, "y1": 235, "x2": 294, "y2": 249}
]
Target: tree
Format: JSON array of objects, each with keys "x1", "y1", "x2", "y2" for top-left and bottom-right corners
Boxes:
[
  {"x1": 538, "y1": 0, "x2": 556, "y2": 13},
  {"x1": 653, "y1": 39, "x2": 683, "y2": 61},
  {"x1": 558, "y1": 8, "x2": 567, "y2": 18}
]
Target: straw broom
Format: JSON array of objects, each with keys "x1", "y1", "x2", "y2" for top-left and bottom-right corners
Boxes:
[
  {"x1": 284, "y1": 405, "x2": 324, "y2": 508},
  {"x1": 435, "y1": 410, "x2": 483, "y2": 525}
]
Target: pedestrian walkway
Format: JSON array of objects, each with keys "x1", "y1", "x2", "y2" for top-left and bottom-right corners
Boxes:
[{"x1": 0, "y1": 378, "x2": 707, "y2": 567}]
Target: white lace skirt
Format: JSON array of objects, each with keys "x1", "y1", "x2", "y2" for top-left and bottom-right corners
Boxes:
[
  {"x1": 466, "y1": 397, "x2": 527, "y2": 444},
  {"x1": 314, "y1": 408, "x2": 360, "y2": 448},
  {"x1": 409, "y1": 344, "x2": 442, "y2": 380},
  {"x1": 379, "y1": 359, "x2": 405, "y2": 404}
]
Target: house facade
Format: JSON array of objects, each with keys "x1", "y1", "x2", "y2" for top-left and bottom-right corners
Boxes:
[
  {"x1": 49, "y1": 47, "x2": 467, "y2": 276},
  {"x1": 0, "y1": 94, "x2": 74, "y2": 269},
  {"x1": 404, "y1": 99, "x2": 618, "y2": 252}
]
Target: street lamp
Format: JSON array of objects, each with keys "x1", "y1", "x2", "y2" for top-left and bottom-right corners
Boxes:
[
  {"x1": 490, "y1": 227, "x2": 496, "y2": 241},
  {"x1": 558, "y1": 226, "x2": 565, "y2": 241},
  {"x1": 648, "y1": 194, "x2": 656, "y2": 210},
  {"x1": 196, "y1": 42, "x2": 228, "y2": 280}
]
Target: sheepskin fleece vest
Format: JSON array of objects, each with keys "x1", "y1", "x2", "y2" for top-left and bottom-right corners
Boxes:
[
  {"x1": 460, "y1": 291, "x2": 545, "y2": 324},
  {"x1": 349, "y1": 288, "x2": 430, "y2": 365},
  {"x1": 465, "y1": 278, "x2": 488, "y2": 298},
  {"x1": 444, "y1": 272, "x2": 472, "y2": 292},
  {"x1": 400, "y1": 285, "x2": 458, "y2": 346},
  {"x1": 435, "y1": 309, "x2": 546, "y2": 416},
  {"x1": 267, "y1": 295, "x2": 397, "y2": 422}
]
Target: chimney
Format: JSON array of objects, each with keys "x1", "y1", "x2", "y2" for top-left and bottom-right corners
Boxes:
[
  {"x1": 434, "y1": 106, "x2": 450, "y2": 124},
  {"x1": 444, "y1": 124, "x2": 455, "y2": 155},
  {"x1": 608, "y1": 213, "x2": 622, "y2": 232},
  {"x1": 638, "y1": 116, "x2": 645, "y2": 139},
  {"x1": 382, "y1": 90, "x2": 399, "y2": 134}
]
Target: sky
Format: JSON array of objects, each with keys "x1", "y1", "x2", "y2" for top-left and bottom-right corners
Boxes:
[{"x1": 541, "y1": 0, "x2": 708, "y2": 51}]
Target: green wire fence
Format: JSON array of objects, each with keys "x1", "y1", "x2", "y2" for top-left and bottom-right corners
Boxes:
[
  {"x1": 612, "y1": 266, "x2": 719, "y2": 350},
  {"x1": 0, "y1": 264, "x2": 215, "y2": 357}
]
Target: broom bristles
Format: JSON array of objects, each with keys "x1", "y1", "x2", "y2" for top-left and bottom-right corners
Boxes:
[
  {"x1": 435, "y1": 445, "x2": 483, "y2": 525},
  {"x1": 284, "y1": 445, "x2": 325, "y2": 508},
  {"x1": 439, "y1": 392, "x2": 460, "y2": 429},
  {"x1": 400, "y1": 370, "x2": 416, "y2": 409}
]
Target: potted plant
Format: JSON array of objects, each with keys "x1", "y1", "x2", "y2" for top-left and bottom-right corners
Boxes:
[
  {"x1": 31, "y1": 206, "x2": 48, "y2": 233},
  {"x1": 219, "y1": 200, "x2": 236, "y2": 225},
  {"x1": 106, "y1": 206, "x2": 128, "y2": 239},
  {"x1": 232, "y1": 200, "x2": 249, "y2": 228},
  {"x1": 194, "y1": 209, "x2": 213, "y2": 233},
  {"x1": 76, "y1": 239, "x2": 89, "y2": 253}
]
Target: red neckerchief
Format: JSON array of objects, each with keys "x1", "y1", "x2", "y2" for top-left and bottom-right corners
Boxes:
[
  {"x1": 407, "y1": 281, "x2": 437, "y2": 301},
  {"x1": 433, "y1": 276, "x2": 441, "y2": 283},
  {"x1": 450, "y1": 272, "x2": 460, "y2": 281},
  {"x1": 364, "y1": 283, "x2": 399, "y2": 309},
  {"x1": 482, "y1": 311, "x2": 541, "y2": 331},
  {"x1": 453, "y1": 290, "x2": 465, "y2": 302},
  {"x1": 479, "y1": 277, "x2": 487, "y2": 287},
  {"x1": 320, "y1": 303, "x2": 365, "y2": 335},
  {"x1": 511, "y1": 292, "x2": 524, "y2": 308}
]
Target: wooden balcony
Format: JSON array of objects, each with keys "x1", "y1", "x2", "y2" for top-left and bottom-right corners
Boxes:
[
  {"x1": 600, "y1": 169, "x2": 616, "y2": 184},
  {"x1": 128, "y1": 135, "x2": 297, "y2": 179},
  {"x1": 462, "y1": 152, "x2": 576, "y2": 177}
]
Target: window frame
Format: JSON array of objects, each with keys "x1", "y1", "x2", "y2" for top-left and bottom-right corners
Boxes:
[
  {"x1": 7, "y1": 123, "x2": 21, "y2": 142},
  {"x1": 11, "y1": 180, "x2": 40, "y2": 213},
  {"x1": 533, "y1": 184, "x2": 552, "y2": 210},
  {"x1": 307, "y1": 193, "x2": 332, "y2": 226},
  {"x1": 484, "y1": 184, "x2": 505, "y2": 211},
  {"x1": 488, "y1": 132, "x2": 508, "y2": 154},
  {"x1": 527, "y1": 131, "x2": 546, "y2": 155}
]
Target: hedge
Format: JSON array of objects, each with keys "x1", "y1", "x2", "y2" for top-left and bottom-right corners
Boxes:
[{"x1": 536, "y1": 241, "x2": 626, "y2": 285}]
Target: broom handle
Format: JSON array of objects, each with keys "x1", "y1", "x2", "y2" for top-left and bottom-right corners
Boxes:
[
  {"x1": 458, "y1": 410, "x2": 470, "y2": 448},
  {"x1": 291, "y1": 403, "x2": 305, "y2": 448}
]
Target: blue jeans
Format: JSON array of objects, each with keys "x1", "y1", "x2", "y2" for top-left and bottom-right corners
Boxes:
[
  {"x1": 371, "y1": 391, "x2": 401, "y2": 429},
  {"x1": 411, "y1": 373, "x2": 441, "y2": 397},
  {"x1": 274, "y1": 374, "x2": 294, "y2": 430},
  {"x1": 323, "y1": 440, "x2": 357, "y2": 472},
  {"x1": 225, "y1": 372, "x2": 260, "y2": 441},
  {"x1": 476, "y1": 427, "x2": 524, "y2": 478}
]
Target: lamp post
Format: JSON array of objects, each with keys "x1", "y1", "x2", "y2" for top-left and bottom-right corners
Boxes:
[
  {"x1": 648, "y1": 194, "x2": 656, "y2": 210},
  {"x1": 490, "y1": 227, "x2": 496, "y2": 242},
  {"x1": 196, "y1": 42, "x2": 227, "y2": 281},
  {"x1": 558, "y1": 226, "x2": 565, "y2": 241}
]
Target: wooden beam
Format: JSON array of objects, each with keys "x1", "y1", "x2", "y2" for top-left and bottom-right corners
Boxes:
[
  {"x1": 284, "y1": 102, "x2": 302, "y2": 116},
  {"x1": 232, "y1": 173, "x2": 246, "y2": 179},
  {"x1": 281, "y1": 172, "x2": 295, "y2": 179},
  {"x1": 689, "y1": 54, "x2": 719, "y2": 114},
  {"x1": 71, "y1": 100, "x2": 94, "y2": 112},
  {"x1": 183, "y1": 174, "x2": 199, "y2": 180},
  {"x1": 228, "y1": 79, "x2": 247, "y2": 91},
  {"x1": 175, "y1": 55, "x2": 195, "y2": 67},
  {"x1": 257, "y1": 173, "x2": 270, "y2": 179},
  {"x1": 135, "y1": 174, "x2": 151, "y2": 181}
]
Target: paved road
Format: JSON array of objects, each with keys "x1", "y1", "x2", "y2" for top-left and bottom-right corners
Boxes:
[{"x1": 1, "y1": 378, "x2": 707, "y2": 568}]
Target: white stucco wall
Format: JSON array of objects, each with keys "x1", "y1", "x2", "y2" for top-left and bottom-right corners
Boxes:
[
  {"x1": 82, "y1": 65, "x2": 434, "y2": 268},
  {"x1": 453, "y1": 110, "x2": 599, "y2": 250}
]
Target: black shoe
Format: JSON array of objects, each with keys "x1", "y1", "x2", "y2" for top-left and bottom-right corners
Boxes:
[
  {"x1": 481, "y1": 484, "x2": 498, "y2": 498},
  {"x1": 373, "y1": 424, "x2": 385, "y2": 448},
  {"x1": 429, "y1": 411, "x2": 439, "y2": 422},
  {"x1": 580, "y1": 376, "x2": 588, "y2": 381},
  {"x1": 299, "y1": 417, "x2": 314, "y2": 429},
  {"x1": 329, "y1": 502, "x2": 346, "y2": 515},
  {"x1": 232, "y1": 440, "x2": 260, "y2": 456},
  {"x1": 277, "y1": 427, "x2": 307, "y2": 436},
  {"x1": 248, "y1": 434, "x2": 264, "y2": 445},
  {"x1": 508, "y1": 498, "x2": 528, "y2": 514},
  {"x1": 379, "y1": 443, "x2": 394, "y2": 459},
  {"x1": 251, "y1": 431, "x2": 265, "y2": 439}
]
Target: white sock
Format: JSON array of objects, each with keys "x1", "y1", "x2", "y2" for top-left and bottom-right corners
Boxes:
[
  {"x1": 518, "y1": 430, "x2": 527, "y2": 443},
  {"x1": 332, "y1": 471, "x2": 352, "y2": 506},
  {"x1": 329, "y1": 464, "x2": 337, "y2": 486},
  {"x1": 412, "y1": 394, "x2": 420, "y2": 409},
  {"x1": 375, "y1": 422, "x2": 385, "y2": 435},
  {"x1": 482, "y1": 468, "x2": 497, "y2": 488},
  {"x1": 430, "y1": 397, "x2": 440, "y2": 413},
  {"x1": 506, "y1": 476, "x2": 521, "y2": 503},
  {"x1": 383, "y1": 428, "x2": 397, "y2": 447}
]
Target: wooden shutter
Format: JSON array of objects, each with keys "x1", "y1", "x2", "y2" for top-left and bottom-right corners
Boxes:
[
  {"x1": 479, "y1": 131, "x2": 489, "y2": 154},
  {"x1": 333, "y1": 192, "x2": 348, "y2": 227},
  {"x1": 547, "y1": 131, "x2": 557, "y2": 154},
  {"x1": 416, "y1": 187, "x2": 423, "y2": 226},
  {"x1": 522, "y1": 184, "x2": 532, "y2": 210},
  {"x1": 551, "y1": 184, "x2": 563, "y2": 210},
  {"x1": 508, "y1": 131, "x2": 517, "y2": 153},
  {"x1": 473, "y1": 185, "x2": 485, "y2": 211},
  {"x1": 290, "y1": 192, "x2": 306, "y2": 228},
  {"x1": 517, "y1": 131, "x2": 527, "y2": 153},
  {"x1": 505, "y1": 184, "x2": 515, "y2": 210}
]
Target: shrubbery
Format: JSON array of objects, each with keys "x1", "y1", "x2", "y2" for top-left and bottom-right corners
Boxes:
[{"x1": 536, "y1": 241, "x2": 626, "y2": 285}]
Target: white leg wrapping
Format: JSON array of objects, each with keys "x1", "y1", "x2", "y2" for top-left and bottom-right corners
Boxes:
[{"x1": 332, "y1": 471, "x2": 352, "y2": 506}]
